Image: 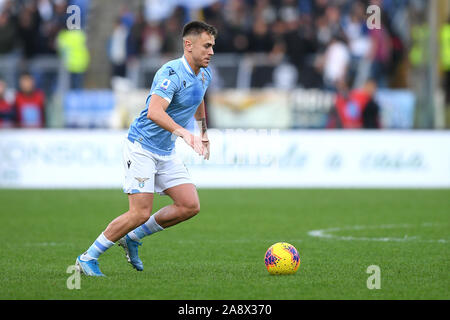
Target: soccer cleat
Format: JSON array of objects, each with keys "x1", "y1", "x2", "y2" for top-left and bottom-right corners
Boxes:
[
  {"x1": 76, "y1": 255, "x2": 105, "y2": 277},
  {"x1": 118, "y1": 235, "x2": 144, "y2": 271}
]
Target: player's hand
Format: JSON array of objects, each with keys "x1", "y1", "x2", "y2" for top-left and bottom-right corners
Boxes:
[
  {"x1": 174, "y1": 128, "x2": 205, "y2": 156},
  {"x1": 184, "y1": 133, "x2": 205, "y2": 156},
  {"x1": 202, "y1": 139, "x2": 210, "y2": 160}
]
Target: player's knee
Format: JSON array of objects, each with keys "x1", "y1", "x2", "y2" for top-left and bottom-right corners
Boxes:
[
  {"x1": 179, "y1": 201, "x2": 200, "y2": 219},
  {"x1": 129, "y1": 207, "x2": 152, "y2": 225},
  {"x1": 191, "y1": 202, "x2": 201, "y2": 216}
]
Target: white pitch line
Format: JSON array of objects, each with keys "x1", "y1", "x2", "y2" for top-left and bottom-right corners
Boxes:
[
  {"x1": 307, "y1": 223, "x2": 449, "y2": 243},
  {"x1": 24, "y1": 242, "x2": 69, "y2": 247}
]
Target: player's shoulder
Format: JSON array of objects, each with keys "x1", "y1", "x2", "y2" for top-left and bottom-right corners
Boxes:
[
  {"x1": 159, "y1": 58, "x2": 184, "y2": 77},
  {"x1": 156, "y1": 58, "x2": 184, "y2": 84}
]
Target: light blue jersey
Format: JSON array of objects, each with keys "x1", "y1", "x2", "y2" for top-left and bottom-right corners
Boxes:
[{"x1": 127, "y1": 55, "x2": 212, "y2": 155}]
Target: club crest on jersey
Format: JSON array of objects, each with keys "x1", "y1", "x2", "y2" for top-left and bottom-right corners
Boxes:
[
  {"x1": 160, "y1": 79, "x2": 171, "y2": 90},
  {"x1": 135, "y1": 177, "x2": 149, "y2": 188}
]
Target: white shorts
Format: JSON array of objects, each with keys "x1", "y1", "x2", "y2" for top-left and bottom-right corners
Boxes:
[{"x1": 122, "y1": 138, "x2": 193, "y2": 195}]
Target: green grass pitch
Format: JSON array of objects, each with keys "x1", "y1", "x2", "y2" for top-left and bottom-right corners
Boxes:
[{"x1": 0, "y1": 188, "x2": 448, "y2": 299}]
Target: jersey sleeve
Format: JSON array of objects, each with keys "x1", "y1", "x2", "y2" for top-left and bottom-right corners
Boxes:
[{"x1": 150, "y1": 66, "x2": 181, "y2": 104}]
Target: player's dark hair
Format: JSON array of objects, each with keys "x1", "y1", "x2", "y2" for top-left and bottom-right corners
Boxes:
[{"x1": 182, "y1": 21, "x2": 218, "y2": 39}]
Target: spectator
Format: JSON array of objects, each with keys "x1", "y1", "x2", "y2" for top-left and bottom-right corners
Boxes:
[
  {"x1": 161, "y1": 12, "x2": 183, "y2": 55},
  {"x1": 361, "y1": 80, "x2": 380, "y2": 129},
  {"x1": 294, "y1": 12, "x2": 322, "y2": 88},
  {"x1": 108, "y1": 18, "x2": 129, "y2": 78},
  {"x1": 278, "y1": 0, "x2": 300, "y2": 24},
  {"x1": 203, "y1": 1, "x2": 232, "y2": 53},
  {"x1": 273, "y1": 62, "x2": 298, "y2": 89},
  {"x1": 127, "y1": 10, "x2": 146, "y2": 58},
  {"x1": 0, "y1": 5, "x2": 16, "y2": 54},
  {"x1": 247, "y1": 17, "x2": 273, "y2": 53},
  {"x1": 118, "y1": 4, "x2": 134, "y2": 30},
  {"x1": 315, "y1": 5, "x2": 344, "y2": 50},
  {"x1": 327, "y1": 79, "x2": 380, "y2": 129},
  {"x1": 17, "y1": 1, "x2": 40, "y2": 60},
  {"x1": 144, "y1": 0, "x2": 176, "y2": 23},
  {"x1": 203, "y1": 0, "x2": 225, "y2": 25},
  {"x1": 253, "y1": 0, "x2": 277, "y2": 25},
  {"x1": 141, "y1": 22, "x2": 164, "y2": 56},
  {"x1": 37, "y1": 0, "x2": 54, "y2": 22},
  {"x1": 368, "y1": 19, "x2": 393, "y2": 87},
  {"x1": 342, "y1": 1, "x2": 372, "y2": 88},
  {"x1": 316, "y1": 35, "x2": 350, "y2": 91},
  {"x1": 56, "y1": 27, "x2": 90, "y2": 89},
  {"x1": 36, "y1": 0, "x2": 60, "y2": 55},
  {"x1": 311, "y1": 0, "x2": 328, "y2": 20},
  {"x1": 0, "y1": 78, "x2": 14, "y2": 128},
  {"x1": 51, "y1": 0, "x2": 69, "y2": 29},
  {"x1": 14, "y1": 72, "x2": 46, "y2": 128},
  {"x1": 224, "y1": 0, "x2": 250, "y2": 53}
]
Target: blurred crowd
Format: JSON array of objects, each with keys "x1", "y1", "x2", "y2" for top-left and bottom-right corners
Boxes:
[
  {"x1": 108, "y1": 0, "x2": 423, "y2": 129},
  {"x1": 0, "y1": 0, "x2": 89, "y2": 128},
  {"x1": 0, "y1": 0, "x2": 433, "y2": 92},
  {"x1": 205, "y1": 0, "x2": 408, "y2": 91},
  {"x1": 1, "y1": 0, "x2": 448, "y2": 129},
  {"x1": 109, "y1": 0, "x2": 417, "y2": 93},
  {"x1": 0, "y1": 0, "x2": 67, "y2": 58},
  {"x1": 0, "y1": 74, "x2": 45, "y2": 128}
]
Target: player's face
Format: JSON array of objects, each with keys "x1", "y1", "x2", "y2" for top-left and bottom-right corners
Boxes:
[{"x1": 191, "y1": 32, "x2": 215, "y2": 68}]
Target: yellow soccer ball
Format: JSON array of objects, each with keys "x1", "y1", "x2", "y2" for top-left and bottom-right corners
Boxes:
[{"x1": 264, "y1": 242, "x2": 300, "y2": 275}]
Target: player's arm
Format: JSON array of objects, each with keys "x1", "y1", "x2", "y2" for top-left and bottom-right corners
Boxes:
[
  {"x1": 147, "y1": 94, "x2": 205, "y2": 156},
  {"x1": 194, "y1": 99, "x2": 210, "y2": 160}
]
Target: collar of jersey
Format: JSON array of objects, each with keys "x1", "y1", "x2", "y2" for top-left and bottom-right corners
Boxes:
[{"x1": 182, "y1": 55, "x2": 201, "y2": 77}]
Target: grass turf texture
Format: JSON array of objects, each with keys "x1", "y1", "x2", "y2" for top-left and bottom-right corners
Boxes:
[{"x1": 0, "y1": 189, "x2": 448, "y2": 300}]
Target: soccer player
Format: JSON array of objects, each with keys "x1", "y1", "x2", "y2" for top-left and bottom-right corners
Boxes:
[{"x1": 75, "y1": 21, "x2": 217, "y2": 276}]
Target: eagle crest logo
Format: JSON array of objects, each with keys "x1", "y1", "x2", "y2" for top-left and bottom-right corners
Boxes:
[{"x1": 135, "y1": 177, "x2": 149, "y2": 188}]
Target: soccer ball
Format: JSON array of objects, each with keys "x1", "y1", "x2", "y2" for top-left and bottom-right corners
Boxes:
[{"x1": 264, "y1": 242, "x2": 300, "y2": 275}]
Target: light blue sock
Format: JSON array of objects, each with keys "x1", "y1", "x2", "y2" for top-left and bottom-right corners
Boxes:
[
  {"x1": 81, "y1": 233, "x2": 115, "y2": 260},
  {"x1": 128, "y1": 215, "x2": 163, "y2": 241}
]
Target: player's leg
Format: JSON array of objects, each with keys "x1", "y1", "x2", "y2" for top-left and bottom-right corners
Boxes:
[
  {"x1": 121, "y1": 155, "x2": 198, "y2": 271},
  {"x1": 76, "y1": 139, "x2": 156, "y2": 275},
  {"x1": 111, "y1": 192, "x2": 154, "y2": 271},
  {"x1": 153, "y1": 183, "x2": 200, "y2": 228},
  {"x1": 127, "y1": 153, "x2": 199, "y2": 242},
  {"x1": 76, "y1": 193, "x2": 154, "y2": 275},
  {"x1": 103, "y1": 193, "x2": 154, "y2": 241},
  {"x1": 126, "y1": 183, "x2": 199, "y2": 243},
  {"x1": 117, "y1": 193, "x2": 160, "y2": 271},
  {"x1": 153, "y1": 156, "x2": 200, "y2": 228}
]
